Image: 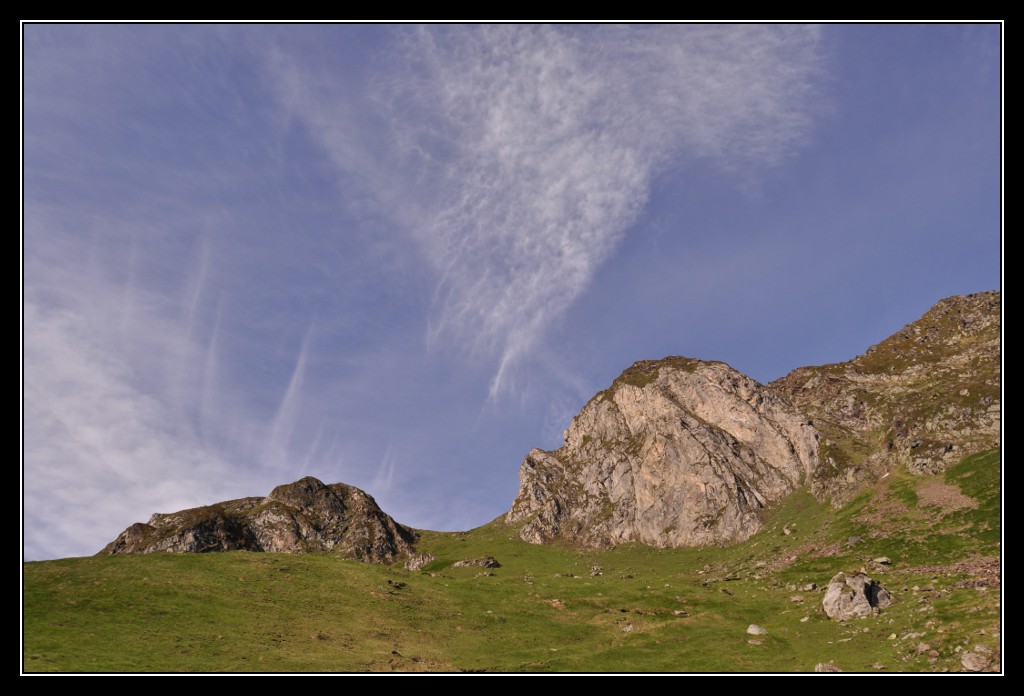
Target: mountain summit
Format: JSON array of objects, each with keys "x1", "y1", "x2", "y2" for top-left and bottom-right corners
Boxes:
[
  {"x1": 100, "y1": 477, "x2": 417, "y2": 563},
  {"x1": 506, "y1": 357, "x2": 819, "y2": 547}
]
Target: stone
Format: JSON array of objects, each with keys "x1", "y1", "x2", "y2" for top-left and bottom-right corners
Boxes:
[
  {"x1": 747, "y1": 624, "x2": 767, "y2": 635},
  {"x1": 99, "y1": 477, "x2": 417, "y2": 564},
  {"x1": 814, "y1": 663, "x2": 842, "y2": 672},
  {"x1": 960, "y1": 652, "x2": 990, "y2": 672},
  {"x1": 452, "y1": 556, "x2": 501, "y2": 569},
  {"x1": 821, "y1": 572, "x2": 893, "y2": 621},
  {"x1": 404, "y1": 553, "x2": 436, "y2": 571},
  {"x1": 506, "y1": 358, "x2": 818, "y2": 548},
  {"x1": 873, "y1": 556, "x2": 892, "y2": 565}
]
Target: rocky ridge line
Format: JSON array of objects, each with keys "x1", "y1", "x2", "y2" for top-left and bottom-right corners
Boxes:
[
  {"x1": 771, "y1": 290, "x2": 1000, "y2": 503},
  {"x1": 100, "y1": 476, "x2": 417, "y2": 563}
]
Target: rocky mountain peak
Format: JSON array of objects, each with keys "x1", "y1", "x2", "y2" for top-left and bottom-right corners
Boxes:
[
  {"x1": 506, "y1": 357, "x2": 819, "y2": 548},
  {"x1": 100, "y1": 477, "x2": 417, "y2": 563},
  {"x1": 505, "y1": 290, "x2": 999, "y2": 548}
]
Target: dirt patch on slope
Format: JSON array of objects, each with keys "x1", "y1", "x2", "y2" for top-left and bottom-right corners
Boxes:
[{"x1": 916, "y1": 481, "x2": 977, "y2": 512}]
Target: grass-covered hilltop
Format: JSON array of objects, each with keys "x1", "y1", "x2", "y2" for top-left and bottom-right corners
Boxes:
[{"x1": 23, "y1": 293, "x2": 1001, "y2": 672}]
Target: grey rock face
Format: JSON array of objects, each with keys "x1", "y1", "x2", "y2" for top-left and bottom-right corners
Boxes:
[
  {"x1": 506, "y1": 357, "x2": 819, "y2": 548},
  {"x1": 100, "y1": 477, "x2": 417, "y2": 563},
  {"x1": 821, "y1": 572, "x2": 892, "y2": 620},
  {"x1": 404, "y1": 553, "x2": 436, "y2": 571}
]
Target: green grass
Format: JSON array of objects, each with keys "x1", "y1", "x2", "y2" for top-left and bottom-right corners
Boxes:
[{"x1": 23, "y1": 450, "x2": 1000, "y2": 673}]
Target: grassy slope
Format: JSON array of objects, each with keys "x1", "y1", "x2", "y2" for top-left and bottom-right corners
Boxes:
[{"x1": 23, "y1": 450, "x2": 1000, "y2": 673}]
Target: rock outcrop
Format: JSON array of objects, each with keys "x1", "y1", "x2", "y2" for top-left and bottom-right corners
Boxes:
[
  {"x1": 771, "y1": 291, "x2": 1000, "y2": 503},
  {"x1": 506, "y1": 358, "x2": 819, "y2": 548},
  {"x1": 821, "y1": 571, "x2": 892, "y2": 620},
  {"x1": 99, "y1": 477, "x2": 416, "y2": 563}
]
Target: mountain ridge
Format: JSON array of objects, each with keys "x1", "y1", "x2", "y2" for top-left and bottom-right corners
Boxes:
[
  {"x1": 100, "y1": 290, "x2": 1000, "y2": 559},
  {"x1": 100, "y1": 476, "x2": 416, "y2": 563}
]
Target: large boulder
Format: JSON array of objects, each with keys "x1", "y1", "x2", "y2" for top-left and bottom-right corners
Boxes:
[
  {"x1": 821, "y1": 571, "x2": 892, "y2": 620},
  {"x1": 99, "y1": 477, "x2": 417, "y2": 563},
  {"x1": 506, "y1": 357, "x2": 819, "y2": 548}
]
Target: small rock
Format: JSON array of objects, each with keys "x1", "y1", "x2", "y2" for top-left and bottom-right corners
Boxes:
[
  {"x1": 916, "y1": 643, "x2": 931, "y2": 654},
  {"x1": 847, "y1": 536, "x2": 861, "y2": 548},
  {"x1": 621, "y1": 623, "x2": 633, "y2": 633},
  {"x1": 748, "y1": 639, "x2": 763, "y2": 645},
  {"x1": 747, "y1": 624, "x2": 767, "y2": 635},
  {"x1": 814, "y1": 663, "x2": 842, "y2": 672},
  {"x1": 961, "y1": 652, "x2": 990, "y2": 672},
  {"x1": 800, "y1": 616, "x2": 810, "y2": 623},
  {"x1": 872, "y1": 556, "x2": 892, "y2": 565},
  {"x1": 872, "y1": 663, "x2": 886, "y2": 670},
  {"x1": 790, "y1": 595, "x2": 804, "y2": 603},
  {"x1": 802, "y1": 583, "x2": 817, "y2": 591},
  {"x1": 673, "y1": 610, "x2": 688, "y2": 617}
]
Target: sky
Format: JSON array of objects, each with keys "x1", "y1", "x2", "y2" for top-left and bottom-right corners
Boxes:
[{"x1": 22, "y1": 23, "x2": 1002, "y2": 561}]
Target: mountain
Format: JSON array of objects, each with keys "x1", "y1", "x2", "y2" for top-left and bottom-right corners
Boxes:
[
  {"x1": 506, "y1": 290, "x2": 1000, "y2": 546},
  {"x1": 100, "y1": 476, "x2": 417, "y2": 564},
  {"x1": 99, "y1": 291, "x2": 1000, "y2": 559},
  {"x1": 506, "y1": 358, "x2": 819, "y2": 547},
  {"x1": 771, "y1": 290, "x2": 1000, "y2": 503},
  {"x1": 34, "y1": 290, "x2": 1002, "y2": 673}
]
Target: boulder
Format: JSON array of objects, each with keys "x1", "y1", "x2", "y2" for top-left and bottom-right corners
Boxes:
[
  {"x1": 452, "y1": 556, "x2": 501, "y2": 568},
  {"x1": 822, "y1": 572, "x2": 892, "y2": 620}
]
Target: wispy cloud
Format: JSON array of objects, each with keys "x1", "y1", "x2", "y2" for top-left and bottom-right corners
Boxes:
[
  {"x1": 23, "y1": 276, "x2": 237, "y2": 559},
  {"x1": 23, "y1": 25, "x2": 830, "y2": 559},
  {"x1": 273, "y1": 25, "x2": 825, "y2": 397}
]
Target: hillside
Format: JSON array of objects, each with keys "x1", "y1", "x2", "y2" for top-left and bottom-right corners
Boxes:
[
  {"x1": 23, "y1": 291, "x2": 1002, "y2": 672},
  {"x1": 24, "y1": 450, "x2": 1000, "y2": 672},
  {"x1": 771, "y1": 291, "x2": 1000, "y2": 503}
]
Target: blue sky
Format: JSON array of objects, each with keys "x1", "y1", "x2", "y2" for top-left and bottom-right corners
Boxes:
[{"x1": 22, "y1": 23, "x2": 1001, "y2": 561}]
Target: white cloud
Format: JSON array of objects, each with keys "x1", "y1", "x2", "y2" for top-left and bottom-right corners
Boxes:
[
  {"x1": 272, "y1": 25, "x2": 825, "y2": 397},
  {"x1": 23, "y1": 288, "x2": 238, "y2": 559}
]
